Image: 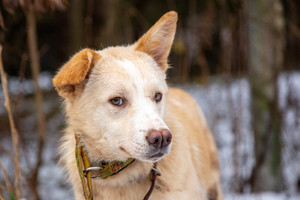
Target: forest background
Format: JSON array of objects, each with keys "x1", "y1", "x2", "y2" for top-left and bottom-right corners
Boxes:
[{"x1": 0, "y1": 0, "x2": 300, "y2": 199}]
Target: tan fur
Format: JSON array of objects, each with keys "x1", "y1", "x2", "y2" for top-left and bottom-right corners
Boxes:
[
  {"x1": 53, "y1": 11, "x2": 222, "y2": 200},
  {"x1": 135, "y1": 11, "x2": 177, "y2": 71},
  {"x1": 53, "y1": 48, "x2": 101, "y2": 98}
]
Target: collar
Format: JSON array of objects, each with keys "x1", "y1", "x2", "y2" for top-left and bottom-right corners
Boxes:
[
  {"x1": 74, "y1": 134, "x2": 160, "y2": 200},
  {"x1": 84, "y1": 158, "x2": 136, "y2": 179},
  {"x1": 75, "y1": 134, "x2": 135, "y2": 179}
]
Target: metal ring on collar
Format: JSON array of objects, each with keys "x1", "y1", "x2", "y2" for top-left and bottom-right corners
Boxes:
[{"x1": 83, "y1": 167, "x2": 103, "y2": 177}]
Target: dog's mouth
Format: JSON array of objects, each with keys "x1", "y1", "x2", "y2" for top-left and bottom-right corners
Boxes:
[
  {"x1": 143, "y1": 147, "x2": 170, "y2": 162},
  {"x1": 119, "y1": 146, "x2": 132, "y2": 157},
  {"x1": 119, "y1": 143, "x2": 171, "y2": 162},
  {"x1": 149, "y1": 152, "x2": 164, "y2": 158},
  {"x1": 145, "y1": 152, "x2": 166, "y2": 162},
  {"x1": 121, "y1": 148, "x2": 166, "y2": 162}
]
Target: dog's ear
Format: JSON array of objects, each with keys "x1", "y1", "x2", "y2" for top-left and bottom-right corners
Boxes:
[
  {"x1": 135, "y1": 11, "x2": 177, "y2": 71},
  {"x1": 53, "y1": 48, "x2": 101, "y2": 99}
]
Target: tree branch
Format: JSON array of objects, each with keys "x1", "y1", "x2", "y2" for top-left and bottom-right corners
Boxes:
[{"x1": 0, "y1": 45, "x2": 23, "y2": 198}]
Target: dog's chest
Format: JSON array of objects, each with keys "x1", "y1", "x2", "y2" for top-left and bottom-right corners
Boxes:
[
  {"x1": 89, "y1": 177, "x2": 206, "y2": 200},
  {"x1": 91, "y1": 181, "x2": 151, "y2": 200}
]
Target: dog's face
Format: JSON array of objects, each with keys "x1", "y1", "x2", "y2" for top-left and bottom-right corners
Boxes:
[
  {"x1": 53, "y1": 12, "x2": 177, "y2": 163},
  {"x1": 81, "y1": 48, "x2": 170, "y2": 162}
]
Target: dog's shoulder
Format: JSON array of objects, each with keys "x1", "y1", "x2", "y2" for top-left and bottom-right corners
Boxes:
[{"x1": 166, "y1": 87, "x2": 206, "y2": 125}]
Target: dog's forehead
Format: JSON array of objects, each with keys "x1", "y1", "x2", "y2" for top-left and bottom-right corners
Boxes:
[
  {"x1": 116, "y1": 59, "x2": 142, "y2": 80},
  {"x1": 94, "y1": 47, "x2": 166, "y2": 82}
]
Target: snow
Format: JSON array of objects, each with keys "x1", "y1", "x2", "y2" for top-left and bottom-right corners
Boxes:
[
  {"x1": 225, "y1": 192, "x2": 299, "y2": 200},
  {"x1": 181, "y1": 72, "x2": 300, "y2": 196},
  {"x1": 182, "y1": 78, "x2": 255, "y2": 192}
]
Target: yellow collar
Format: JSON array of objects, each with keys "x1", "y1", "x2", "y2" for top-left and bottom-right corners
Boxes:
[
  {"x1": 75, "y1": 134, "x2": 135, "y2": 179},
  {"x1": 74, "y1": 134, "x2": 159, "y2": 200},
  {"x1": 75, "y1": 134, "x2": 135, "y2": 200},
  {"x1": 83, "y1": 158, "x2": 136, "y2": 179}
]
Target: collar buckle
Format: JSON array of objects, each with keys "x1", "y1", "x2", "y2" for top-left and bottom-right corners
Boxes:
[{"x1": 83, "y1": 167, "x2": 104, "y2": 177}]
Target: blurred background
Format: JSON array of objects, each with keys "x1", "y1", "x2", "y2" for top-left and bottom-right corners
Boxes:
[{"x1": 0, "y1": 0, "x2": 300, "y2": 199}]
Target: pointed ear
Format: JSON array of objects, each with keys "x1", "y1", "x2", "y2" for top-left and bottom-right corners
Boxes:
[
  {"x1": 135, "y1": 11, "x2": 178, "y2": 71},
  {"x1": 53, "y1": 48, "x2": 101, "y2": 99}
]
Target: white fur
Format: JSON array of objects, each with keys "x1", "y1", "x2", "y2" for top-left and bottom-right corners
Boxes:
[{"x1": 115, "y1": 59, "x2": 171, "y2": 162}]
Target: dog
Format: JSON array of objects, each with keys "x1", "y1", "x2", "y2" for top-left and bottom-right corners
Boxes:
[{"x1": 53, "y1": 11, "x2": 222, "y2": 200}]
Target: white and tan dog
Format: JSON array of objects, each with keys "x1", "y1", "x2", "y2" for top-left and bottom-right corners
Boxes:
[{"x1": 53, "y1": 11, "x2": 222, "y2": 200}]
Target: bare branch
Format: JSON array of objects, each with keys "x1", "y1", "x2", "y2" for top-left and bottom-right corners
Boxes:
[
  {"x1": 0, "y1": 160, "x2": 13, "y2": 194},
  {"x1": 0, "y1": 45, "x2": 24, "y2": 198}
]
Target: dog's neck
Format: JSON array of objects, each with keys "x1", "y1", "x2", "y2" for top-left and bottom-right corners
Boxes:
[
  {"x1": 73, "y1": 130, "x2": 154, "y2": 178},
  {"x1": 75, "y1": 134, "x2": 160, "y2": 200},
  {"x1": 75, "y1": 134, "x2": 136, "y2": 179}
]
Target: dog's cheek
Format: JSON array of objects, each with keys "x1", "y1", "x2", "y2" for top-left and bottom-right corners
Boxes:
[{"x1": 100, "y1": 114, "x2": 135, "y2": 147}]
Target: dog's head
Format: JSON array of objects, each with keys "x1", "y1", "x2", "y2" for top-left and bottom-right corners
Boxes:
[{"x1": 53, "y1": 12, "x2": 177, "y2": 163}]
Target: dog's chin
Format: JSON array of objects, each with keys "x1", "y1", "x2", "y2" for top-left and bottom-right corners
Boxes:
[{"x1": 137, "y1": 148, "x2": 171, "y2": 162}]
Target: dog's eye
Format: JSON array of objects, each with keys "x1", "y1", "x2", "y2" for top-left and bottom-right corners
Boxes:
[
  {"x1": 154, "y1": 92, "x2": 162, "y2": 103},
  {"x1": 110, "y1": 97, "x2": 123, "y2": 106}
]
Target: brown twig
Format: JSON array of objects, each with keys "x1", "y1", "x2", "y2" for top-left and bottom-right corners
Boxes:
[
  {"x1": 0, "y1": 45, "x2": 23, "y2": 198},
  {"x1": 15, "y1": 52, "x2": 31, "y2": 169},
  {"x1": 0, "y1": 159, "x2": 13, "y2": 194},
  {"x1": 26, "y1": 3, "x2": 46, "y2": 200}
]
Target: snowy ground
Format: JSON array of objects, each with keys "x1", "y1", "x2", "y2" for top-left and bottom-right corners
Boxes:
[
  {"x1": 0, "y1": 72, "x2": 300, "y2": 199},
  {"x1": 182, "y1": 73, "x2": 300, "y2": 199},
  {"x1": 225, "y1": 193, "x2": 299, "y2": 200}
]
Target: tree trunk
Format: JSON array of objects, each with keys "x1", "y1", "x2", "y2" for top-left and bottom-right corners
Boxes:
[
  {"x1": 247, "y1": 0, "x2": 284, "y2": 192},
  {"x1": 69, "y1": 0, "x2": 84, "y2": 53}
]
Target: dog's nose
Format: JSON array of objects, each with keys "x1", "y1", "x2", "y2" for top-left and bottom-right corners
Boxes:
[
  {"x1": 146, "y1": 129, "x2": 172, "y2": 148},
  {"x1": 161, "y1": 129, "x2": 172, "y2": 147}
]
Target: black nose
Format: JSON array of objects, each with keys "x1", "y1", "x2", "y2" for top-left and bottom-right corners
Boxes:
[{"x1": 146, "y1": 129, "x2": 172, "y2": 148}]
